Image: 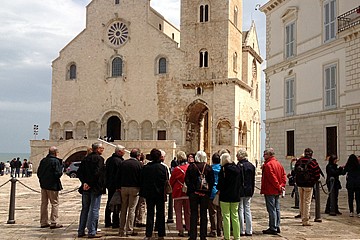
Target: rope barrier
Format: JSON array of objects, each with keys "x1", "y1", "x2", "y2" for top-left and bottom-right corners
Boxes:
[
  {"x1": 16, "y1": 179, "x2": 80, "y2": 195},
  {"x1": 0, "y1": 179, "x2": 11, "y2": 189},
  {"x1": 16, "y1": 180, "x2": 41, "y2": 193}
]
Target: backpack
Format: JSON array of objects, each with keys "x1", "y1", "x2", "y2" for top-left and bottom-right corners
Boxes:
[
  {"x1": 194, "y1": 163, "x2": 209, "y2": 191},
  {"x1": 295, "y1": 158, "x2": 312, "y2": 184}
]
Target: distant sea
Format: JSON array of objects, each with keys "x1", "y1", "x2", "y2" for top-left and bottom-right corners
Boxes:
[{"x1": 0, "y1": 153, "x2": 30, "y2": 163}]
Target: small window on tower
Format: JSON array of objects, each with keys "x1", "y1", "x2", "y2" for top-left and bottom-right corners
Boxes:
[
  {"x1": 159, "y1": 24, "x2": 162, "y2": 30},
  {"x1": 196, "y1": 87, "x2": 203, "y2": 95},
  {"x1": 115, "y1": 0, "x2": 120, "y2": 4}
]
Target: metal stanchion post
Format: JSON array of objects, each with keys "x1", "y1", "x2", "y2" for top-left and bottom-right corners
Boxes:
[
  {"x1": 167, "y1": 194, "x2": 174, "y2": 223},
  {"x1": 329, "y1": 177, "x2": 336, "y2": 216},
  {"x1": 7, "y1": 177, "x2": 17, "y2": 224},
  {"x1": 314, "y1": 180, "x2": 322, "y2": 222}
]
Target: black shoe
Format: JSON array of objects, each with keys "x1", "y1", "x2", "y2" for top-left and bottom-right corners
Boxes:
[
  {"x1": 262, "y1": 228, "x2": 277, "y2": 235},
  {"x1": 277, "y1": 227, "x2": 281, "y2": 233},
  {"x1": 325, "y1": 210, "x2": 330, "y2": 214},
  {"x1": 336, "y1": 211, "x2": 342, "y2": 215},
  {"x1": 294, "y1": 214, "x2": 301, "y2": 218},
  {"x1": 127, "y1": 232, "x2": 138, "y2": 236},
  {"x1": 135, "y1": 223, "x2": 146, "y2": 227},
  {"x1": 40, "y1": 224, "x2": 50, "y2": 228},
  {"x1": 77, "y1": 233, "x2": 85, "y2": 238},
  {"x1": 207, "y1": 231, "x2": 216, "y2": 237},
  {"x1": 50, "y1": 224, "x2": 63, "y2": 229}
]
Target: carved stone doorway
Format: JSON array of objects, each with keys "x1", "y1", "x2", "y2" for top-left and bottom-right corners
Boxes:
[{"x1": 185, "y1": 100, "x2": 211, "y2": 157}]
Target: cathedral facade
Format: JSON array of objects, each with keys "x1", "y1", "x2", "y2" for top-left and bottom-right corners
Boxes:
[{"x1": 31, "y1": 0, "x2": 262, "y2": 167}]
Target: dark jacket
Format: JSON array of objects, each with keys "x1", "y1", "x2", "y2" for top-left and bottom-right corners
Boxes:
[
  {"x1": 105, "y1": 153, "x2": 124, "y2": 190},
  {"x1": 37, "y1": 154, "x2": 63, "y2": 191},
  {"x1": 120, "y1": 158, "x2": 142, "y2": 188},
  {"x1": 217, "y1": 163, "x2": 241, "y2": 202},
  {"x1": 295, "y1": 157, "x2": 321, "y2": 187},
  {"x1": 238, "y1": 159, "x2": 256, "y2": 197},
  {"x1": 77, "y1": 152, "x2": 106, "y2": 196},
  {"x1": 326, "y1": 162, "x2": 344, "y2": 190},
  {"x1": 185, "y1": 162, "x2": 214, "y2": 197},
  {"x1": 140, "y1": 161, "x2": 167, "y2": 200},
  {"x1": 344, "y1": 164, "x2": 360, "y2": 190}
]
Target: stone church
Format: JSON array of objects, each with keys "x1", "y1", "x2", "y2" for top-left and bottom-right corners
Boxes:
[{"x1": 30, "y1": 0, "x2": 262, "y2": 168}]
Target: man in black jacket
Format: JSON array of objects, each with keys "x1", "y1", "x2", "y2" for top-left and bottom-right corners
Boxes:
[
  {"x1": 105, "y1": 145, "x2": 125, "y2": 228},
  {"x1": 119, "y1": 148, "x2": 143, "y2": 237},
  {"x1": 37, "y1": 146, "x2": 63, "y2": 229},
  {"x1": 77, "y1": 142, "x2": 106, "y2": 238}
]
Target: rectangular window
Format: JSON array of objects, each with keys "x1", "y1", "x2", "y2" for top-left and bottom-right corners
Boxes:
[
  {"x1": 285, "y1": 22, "x2": 295, "y2": 58},
  {"x1": 324, "y1": 0, "x2": 336, "y2": 42},
  {"x1": 285, "y1": 78, "x2": 295, "y2": 115},
  {"x1": 157, "y1": 130, "x2": 166, "y2": 140},
  {"x1": 286, "y1": 130, "x2": 295, "y2": 157},
  {"x1": 65, "y1": 131, "x2": 73, "y2": 140},
  {"x1": 324, "y1": 64, "x2": 337, "y2": 108},
  {"x1": 115, "y1": 0, "x2": 120, "y2": 4}
]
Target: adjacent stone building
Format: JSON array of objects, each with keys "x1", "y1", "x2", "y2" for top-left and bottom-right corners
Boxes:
[
  {"x1": 261, "y1": 0, "x2": 360, "y2": 171},
  {"x1": 30, "y1": 0, "x2": 262, "y2": 169}
]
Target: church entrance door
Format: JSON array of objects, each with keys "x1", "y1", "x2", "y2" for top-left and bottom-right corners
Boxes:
[{"x1": 107, "y1": 116, "x2": 121, "y2": 140}]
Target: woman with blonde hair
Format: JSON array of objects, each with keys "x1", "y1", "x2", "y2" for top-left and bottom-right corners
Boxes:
[{"x1": 217, "y1": 153, "x2": 241, "y2": 240}]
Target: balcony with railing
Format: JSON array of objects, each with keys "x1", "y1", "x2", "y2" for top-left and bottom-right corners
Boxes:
[{"x1": 338, "y1": 6, "x2": 360, "y2": 33}]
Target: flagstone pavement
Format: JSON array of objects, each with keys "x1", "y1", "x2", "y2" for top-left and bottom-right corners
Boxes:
[{"x1": 0, "y1": 174, "x2": 359, "y2": 240}]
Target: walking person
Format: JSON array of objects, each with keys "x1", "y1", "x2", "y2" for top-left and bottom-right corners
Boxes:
[
  {"x1": 343, "y1": 154, "x2": 360, "y2": 217},
  {"x1": 104, "y1": 145, "x2": 125, "y2": 228},
  {"x1": 77, "y1": 142, "x2": 106, "y2": 238},
  {"x1": 169, "y1": 151, "x2": 190, "y2": 237},
  {"x1": 37, "y1": 146, "x2": 63, "y2": 229},
  {"x1": 294, "y1": 148, "x2": 321, "y2": 226},
  {"x1": 217, "y1": 153, "x2": 241, "y2": 240},
  {"x1": 208, "y1": 153, "x2": 222, "y2": 237},
  {"x1": 140, "y1": 148, "x2": 168, "y2": 240},
  {"x1": 325, "y1": 154, "x2": 345, "y2": 215},
  {"x1": 237, "y1": 149, "x2": 255, "y2": 236},
  {"x1": 185, "y1": 150, "x2": 214, "y2": 240},
  {"x1": 261, "y1": 148, "x2": 286, "y2": 235}
]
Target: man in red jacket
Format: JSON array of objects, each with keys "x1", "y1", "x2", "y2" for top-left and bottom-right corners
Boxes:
[{"x1": 260, "y1": 148, "x2": 286, "y2": 235}]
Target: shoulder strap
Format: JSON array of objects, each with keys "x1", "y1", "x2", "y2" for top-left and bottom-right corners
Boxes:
[
  {"x1": 177, "y1": 166, "x2": 185, "y2": 175},
  {"x1": 201, "y1": 163, "x2": 207, "y2": 175}
]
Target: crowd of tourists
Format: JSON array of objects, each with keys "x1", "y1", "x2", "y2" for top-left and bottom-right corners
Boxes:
[
  {"x1": 0, "y1": 157, "x2": 33, "y2": 177},
  {"x1": 36, "y1": 143, "x2": 360, "y2": 239}
]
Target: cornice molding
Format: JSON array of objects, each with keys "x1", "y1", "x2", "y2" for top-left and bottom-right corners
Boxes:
[{"x1": 260, "y1": 0, "x2": 287, "y2": 15}]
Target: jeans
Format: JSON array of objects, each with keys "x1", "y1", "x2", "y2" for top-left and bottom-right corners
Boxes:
[
  {"x1": 189, "y1": 193, "x2": 209, "y2": 240},
  {"x1": 264, "y1": 195, "x2": 280, "y2": 231},
  {"x1": 145, "y1": 197, "x2": 166, "y2": 237},
  {"x1": 119, "y1": 187, "x2": 140, "y2": 234},
  {"x1": 239, "y1": 197, "x2": 252, "y2": 234},
  {"x1": 298, "y1": 187, "x2": 312, "y2": 224},
  {"x1": 220, "y1": 201, "x2": 240, "y2": 240},
  {"x1": 347, "y1": 188, "x2": 360, "y2": 214},
  {"x1": 78, "y1": 192, "x2": 102, "y2": 236}
]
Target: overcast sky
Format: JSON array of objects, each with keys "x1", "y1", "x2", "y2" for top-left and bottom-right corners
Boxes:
[{"x1": 0, "y1": 0, "x2": 267, "y2": 153}]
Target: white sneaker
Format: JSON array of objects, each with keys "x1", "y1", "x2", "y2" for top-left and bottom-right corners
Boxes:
[{"x1": 350, "y1": 212, "x2": 354, "y2": 217}]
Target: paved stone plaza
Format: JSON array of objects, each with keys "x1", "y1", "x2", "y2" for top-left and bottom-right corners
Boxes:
[{"x1": 0, "y1": 175, "x2": 359, "y2": 239}]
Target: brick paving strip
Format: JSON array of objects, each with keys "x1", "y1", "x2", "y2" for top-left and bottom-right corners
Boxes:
[{"x1": 0, "y1": 175, "x2": 360, "y2": 239}]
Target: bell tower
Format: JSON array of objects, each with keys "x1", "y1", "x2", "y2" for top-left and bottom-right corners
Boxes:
[{"x1": 180, "y1": 0, "x2": 243, "y2": 81}]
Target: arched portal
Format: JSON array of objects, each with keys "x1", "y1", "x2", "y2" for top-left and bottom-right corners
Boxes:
[
  {"x1": 63, "y1": 151, "x2": 87, "y2": 168},
  {"x1": 185, "y1": 100, "x2": 211, "y2": 156},
  {"x1": 107, "y1": 116, "x2": 121, "y2": 140}
]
